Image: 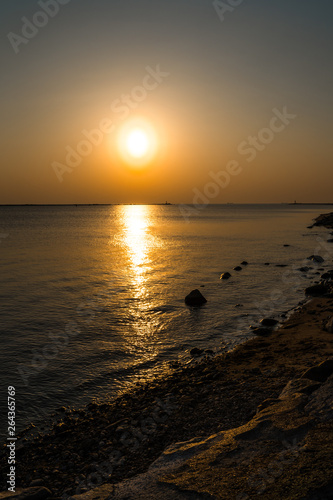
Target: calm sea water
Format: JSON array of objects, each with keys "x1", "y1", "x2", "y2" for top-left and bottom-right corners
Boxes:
[{"x1": 0, "y1": 204, "x2": 332, "y2": 439}]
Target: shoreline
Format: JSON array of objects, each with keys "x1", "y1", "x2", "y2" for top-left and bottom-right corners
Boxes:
[{"x1": 1, "y1": 212, "x2": 333, "y2": 499}]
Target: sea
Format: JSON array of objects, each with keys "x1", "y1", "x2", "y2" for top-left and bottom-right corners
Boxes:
[{"x1": 1, "y1": 204, "x2": 332, "y2": 440}]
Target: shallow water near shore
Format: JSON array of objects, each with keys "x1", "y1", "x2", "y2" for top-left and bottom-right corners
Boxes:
[{"x1": 0, "y1": 204, "x2": 332, "y2": 439}]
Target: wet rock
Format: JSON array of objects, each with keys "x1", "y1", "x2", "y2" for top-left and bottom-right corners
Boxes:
[
  {"x1": 313, "y1": 213, "x2": 333, "y2": 227},
  {"x1": 321, "y1": 270, "x2": 333, "y2": 281},
  {"x1": 252, "y1": 327, "x2": 272, "y2": 336},
  {"x1": 301, "y1": 360, "x2": 333, "y2": 382},
  {"x1": 307, "y1": 255, "x2": 324, "y2": 263},
  {"x1": 184, "y1": 289, "x2": 207, "y2": 306},
  {"x1": 233, "y1": 266, "x2": 242, "y2": 271},
  {"x1": 260, "y1": 318, "x2": 278, "y2": 327},
  {"x1": 283, "y1": 244, "x2": 291, "y2": 247},
  {"x1": 241, "y1": 261, "x2": 248, "y2": 266},
  {"x1": 190, "y1": 348, "x2": 204, "y2": 357},
  {"x1": 305, "y1": 283, "x2": 329, "y2": 296},
  {"x1": 276, "y1": 264, "x2": 288, "y2": 267},
  {"x1": 264, "y1": 263, "x2": 270, "y2": 265},
  {"x1": 220, "y1": 272, "x2": 231, "y2": 280},
  {"x1": 299, "y1": 266, "x2": 311, "y2": 273},
  {"x1": 323, "y1": 317, "x2": 333, "y2": 333}
]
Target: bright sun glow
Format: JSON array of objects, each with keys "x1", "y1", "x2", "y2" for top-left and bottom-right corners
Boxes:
[
  {"x1": 117, "y1": 118, "x2": 158, "y2": 168},
  {"x1": 126, "y1": 129, "x2": 149, "y2": 158}
]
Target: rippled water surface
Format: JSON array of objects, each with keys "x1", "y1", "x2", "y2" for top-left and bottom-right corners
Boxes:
[{"x1": 0, "y1": 204, "x2": 332, "y2": 437}]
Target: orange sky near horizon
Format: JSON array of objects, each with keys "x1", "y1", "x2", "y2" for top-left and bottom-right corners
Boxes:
[{"x1": 1, "y1": 0, "x2": 332, "y2": 205}]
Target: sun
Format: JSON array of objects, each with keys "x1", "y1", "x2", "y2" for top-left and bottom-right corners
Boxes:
[
  {"x1": 117, "y1": 118, "x2": 158, "y2": 168},
  {"x1": 126, "y1": 129, "x2": 149, "y2": 159}
]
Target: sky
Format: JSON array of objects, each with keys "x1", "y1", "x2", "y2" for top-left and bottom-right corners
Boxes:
[{"x1": 1, "y1": 0, "x2": 333, "y2": 204}]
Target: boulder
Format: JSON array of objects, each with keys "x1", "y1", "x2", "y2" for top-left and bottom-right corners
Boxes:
[
  {"x1": 260, "y1": 318, "x2": 278, "y2": 327},
  {"x1": 233, "y1": 266, "x2": 242, "y2": 271},
  {"x1": 307, "y1": 255, "x2": 325, "y2": 263},
  {"x1": 305, "y1": 283, "x2": 329, "y2": 296},
  {"x1": 220, "y1": 272, "x2": 231, "y2": 280},
  {"x1": 184, "y1": 289, "x2": 207, "y2": 306},
  {"x1": 190, "y1": 348, "x2": 204, "y2": 357},
  {"x1": 313, "y1": 212, "x2": 333, "y2": 227},
  {"x1": 241, "y1": 261, "x2": 248, "y2": 266},
  {"x1": 327, "y1": 239, "x2": 333, "y2": 243},
  {"x1": 301, "y1": 359, "x2": 333, "y2": 383}
]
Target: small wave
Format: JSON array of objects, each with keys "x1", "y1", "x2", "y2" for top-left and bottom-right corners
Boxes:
[{"x1": 148, "y1": 304, "x2": 178, "y2": 314}]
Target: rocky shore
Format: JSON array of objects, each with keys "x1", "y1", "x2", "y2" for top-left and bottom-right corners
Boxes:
[{"x1": 1, "y1": 213, "x2": 333, "y2": 500}]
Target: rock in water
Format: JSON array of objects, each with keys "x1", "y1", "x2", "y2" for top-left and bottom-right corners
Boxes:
[
  {"x1": 260, "y1": 318, "x2": 279, "y2": 327},
  {"x1": 185, "y1": 289, "x2": 207, "y2": 306},
  {"x1": 299, "y1": 266, "x2": 311, "y2": 272},
  {"x1": 190, "y1": 348, "x2": 204, "y2": 357},
  {"x1": 321, "y1": 270, "x2": 333, "y2": 280},
  {"x1": 305, "y1": 283, "x2": 329, "y2": 296},
  {"x1": 233, "y1": 266, "x2": 242, "y2": 271},
  {"x1": 241, "y1": 261, "x2": 248, "y2": 266},
  {"x1": 220, "y1": 272, "x2": 231, "y2": 280},
  {"x1": 307, "y1": 255, "x2": 325, "y2": 263}
]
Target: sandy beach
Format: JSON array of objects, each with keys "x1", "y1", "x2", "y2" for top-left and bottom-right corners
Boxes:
[{"x1": 1, "y1": 213, "x2": 333, "y2": 499}]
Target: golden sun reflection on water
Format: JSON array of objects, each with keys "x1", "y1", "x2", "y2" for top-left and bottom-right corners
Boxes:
[
  {"x1": 115, "y1": 205, "x2": 164, "y2": 363},
  {"x1": 122, "y1": 205, "x2": 151, "y2": 287}
]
